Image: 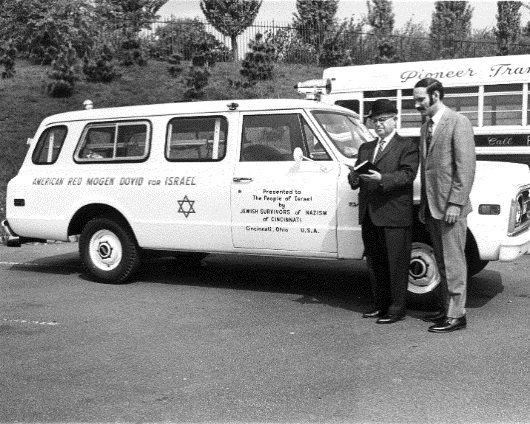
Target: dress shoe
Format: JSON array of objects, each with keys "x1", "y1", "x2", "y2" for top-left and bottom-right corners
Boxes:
[
  {"x1": 376, "y1": 314, "x2": 405, "y2": 324},
  {"x1": 422, "y1": 311, "x2": 446, "y2": 323},
  {"x1": 362, "y1": 309, "x2": 386, "y2": 318},
  {"x1": 428, "y1": 316, "x2": 467, "y2": 333}
]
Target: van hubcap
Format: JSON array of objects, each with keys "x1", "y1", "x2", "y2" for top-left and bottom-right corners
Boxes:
[
  {"x1": 89, "y1": 229, "x2": 122, "y2": 271},
  {"x1": 408, "y1": 242, "x2": 440, "y2": 295}
]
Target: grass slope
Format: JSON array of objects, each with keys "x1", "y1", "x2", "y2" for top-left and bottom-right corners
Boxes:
[{"x1": 0, "y1": 60, "x2": 322, "y2": 220}]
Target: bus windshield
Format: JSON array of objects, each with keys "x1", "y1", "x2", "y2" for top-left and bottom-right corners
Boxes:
[{"x1": 312, "y1": 111, "x2": 374, "y2": 158}]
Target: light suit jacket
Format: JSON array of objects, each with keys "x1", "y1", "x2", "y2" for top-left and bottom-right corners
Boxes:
[
  {"x1": 419, "y1": 107, "x2": 476, "y2": 221},
  {"x1": 351, "y1": 134, "x2": 419, "y2": 227}
]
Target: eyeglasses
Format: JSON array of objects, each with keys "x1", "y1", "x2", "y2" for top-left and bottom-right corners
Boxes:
[{"x1": 370, "y1": 115, "x2": 395, "y2": 124}]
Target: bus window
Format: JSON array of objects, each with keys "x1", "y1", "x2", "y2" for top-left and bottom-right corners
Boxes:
[
  {"x1": 334, "y1": 99, "x2": 360, "y2": 113},
  {"x1": 401, "y1": 88, "x2": 420, "y2": 128},
  {"x1": 443, "y1": 86, "x2": 479, "y2": 126},
  {"x1": 484, "y1": 84, "x2": 523, "y2": 126}
]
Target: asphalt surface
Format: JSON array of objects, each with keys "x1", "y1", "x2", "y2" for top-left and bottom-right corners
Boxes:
[{"x1": 1, "y1": 242, "x2": 530, "y2": 423}]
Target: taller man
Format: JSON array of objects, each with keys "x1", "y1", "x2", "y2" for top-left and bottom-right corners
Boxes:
[{"x1": 413, "y1": 78, "x2": 476, "y2": 333}]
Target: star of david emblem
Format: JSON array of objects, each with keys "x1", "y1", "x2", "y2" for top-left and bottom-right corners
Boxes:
[{"x1": 177, "y1": 195, "x2": 196, "y2": 218}]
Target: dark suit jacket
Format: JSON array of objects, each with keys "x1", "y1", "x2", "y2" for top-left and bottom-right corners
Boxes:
[
  {"x1": 419, "y1": 107, "x2": 476, "y2": 221},
  {"x1": 351, "y1": 134, "x2": 419, "y2": 227}
]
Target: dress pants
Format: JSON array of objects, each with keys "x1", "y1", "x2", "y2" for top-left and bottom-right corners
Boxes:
[
  {"x1": 361, "y1": 215, "x2": 412, "y2": 316},
  {"x1": 426, "y1": 215, "x2": 468, "y2": 319}
]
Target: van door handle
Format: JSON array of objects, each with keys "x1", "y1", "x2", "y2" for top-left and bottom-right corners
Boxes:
[{"x1": 233, "y1": 177, "x2": 253, "y2": 183}]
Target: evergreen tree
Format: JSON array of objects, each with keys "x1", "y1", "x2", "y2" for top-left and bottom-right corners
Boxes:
[
  {"x1": 367, "y1": 0, "x2": 396, "y2": 62},
  {"x1": 292, "y1": 0, "x2": 339, "y2": 55},
  {"x1": 94, "y1": 0, "x2": 167, "y2": 33},
  {"x1": 183, "y1": 54, "x2": 211, "y2": 100},
  {"x1": 239, "y1": 33, "x2": 275, "y2": 83},
  {"x1": 0, "y1": 39, "x2": 17, "y2": 79},
  {"x1": 95, "y1": 0, "x2": 168, "y2": 66},
  {"x1": 430, "y1": 1, "x2": 473, "y2": 59},
  {"x1": 494, "y1": 1, "x2": 521, "y2": 55},
  {"x1": 47, "y1": 44, "x2": 78, "y2": 97},
  {"x1": 0, "y1": 0, "x2": 95, "y2": 65},
  {"x1": 200, "y1": 0, "x2": 262, "y2": 61},
  {"x1": 83, "y1": 43, "x2": 121, "y2": 83}
]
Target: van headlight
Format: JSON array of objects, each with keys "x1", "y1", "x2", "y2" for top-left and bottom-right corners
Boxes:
[{"x1": 508, "y1": 189, "x2": 530, "y2": 235}]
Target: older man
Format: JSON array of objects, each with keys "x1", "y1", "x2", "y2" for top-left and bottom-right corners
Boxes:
[{"x1": 349, "y1": 99, "x2": 419, "y2": 324}]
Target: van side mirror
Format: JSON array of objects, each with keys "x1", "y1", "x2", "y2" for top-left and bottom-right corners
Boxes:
[
  {"x1": 293, "y1": 147, "x2": 304, "y2": 163},
  {"x1": 292, "y1": 147, "x2": 329, "y2": 172}
]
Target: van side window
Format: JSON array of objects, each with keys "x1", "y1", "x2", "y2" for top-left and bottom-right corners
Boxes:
[
  {"x1": 75, "y1": 121, "x2": 150, "y2": 162},
  {"x1": 241, "y1": 114, "x2": 305, "y2": 162},
  {"x1": 166, "y1": 116, "x2": 227, "y2": 161},
  {"x1": 32, "y1": 126, "x2": 68, "y2": 165},
  {"x1": 302, "y1": 119, "x2": 331, "y2": 161}
]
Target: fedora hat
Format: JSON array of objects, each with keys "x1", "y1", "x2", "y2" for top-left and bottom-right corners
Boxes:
[{"x1": 368, "y1": 99, "x2": 397, "y2": 118}]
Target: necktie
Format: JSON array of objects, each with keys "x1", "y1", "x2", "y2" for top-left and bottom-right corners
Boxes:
[
  {"x1": 373, "y1": 138, "x2": 386, "y2": 163},
  {"x1": 425, "y1": 119, "x2": 434, "y2": 152}
]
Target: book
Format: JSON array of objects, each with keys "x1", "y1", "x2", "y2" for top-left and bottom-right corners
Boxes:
[{"x1": 346, "y1": 160, "x2": 380, "y2": 175}]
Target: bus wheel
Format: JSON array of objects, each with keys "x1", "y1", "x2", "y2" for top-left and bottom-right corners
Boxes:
[
  {"x1": 79, "y1": 215, "x2": 140, "y2": 284},
  {"x1": 408, "y1": 242, "x2": 441, "y2": 296}
]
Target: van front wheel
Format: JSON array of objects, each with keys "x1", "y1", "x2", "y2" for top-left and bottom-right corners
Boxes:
[
  {"x1": 79, "y1": 215, "x2": 140, "y2": 284},
  {"x1": 408, "y1": 242, "x2": 441, "y2": 296}
]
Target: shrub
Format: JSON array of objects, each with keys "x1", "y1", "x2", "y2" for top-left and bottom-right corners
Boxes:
[
  {"x1": 0, "y1": 39, "x2": 17, "y2": 79},
  {"x1": 83, "y1": 44, "x2": 121, "y2": 83},
  {"x1": 167, "y1": 53, "x2": 183, "y2": 78},
  {"x1": 119, "y1": 33, "x2": 148, "y2": 67},
  {"x1": 153, "y1": 18, "x2": 230, "y2": 66},
  {"x1": 264, "y1": 29, "x2": 317, "y2": 64},
  {"x1": 239, "y1": 33, "x2": 276, "y2": 84},
  {"x1": 47, "y1": 45, "x2": 78, "y2": 97},
  {"x1": 183, "y1": 54, "x2": 211, "y2": 100}
]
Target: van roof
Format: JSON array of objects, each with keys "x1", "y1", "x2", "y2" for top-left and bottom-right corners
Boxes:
[{"x1": 41, "y1": 98, "x2": 354, "y2": 126}]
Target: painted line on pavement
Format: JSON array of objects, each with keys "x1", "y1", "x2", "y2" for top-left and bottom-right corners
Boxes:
[
  {"x1": 2, "y1": 318, "x2": 59, "y2": 326},
  {"x1": 0, "y1": 261, "x2": 80, "y2": 269}
]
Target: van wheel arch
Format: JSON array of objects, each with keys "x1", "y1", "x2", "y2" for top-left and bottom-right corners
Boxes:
[
  {"x1": 68, "y1": 204, "x2": 131, "y2": 238},
  {"x1": 409, "y1": 221, "x2": 488, "y2": 300}
]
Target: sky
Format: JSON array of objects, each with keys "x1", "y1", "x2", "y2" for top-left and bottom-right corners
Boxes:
[{"x1": 158, "y1": 0, "x2": 530, "y2": 31}]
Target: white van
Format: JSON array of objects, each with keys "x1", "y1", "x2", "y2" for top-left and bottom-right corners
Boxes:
[{"x1": 3, "y1": 98, "x2": 530, "y2": 299}]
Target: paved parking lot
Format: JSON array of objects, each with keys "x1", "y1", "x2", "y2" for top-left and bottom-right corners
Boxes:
[{"x1": 1, "y1": 242, "x2": 530, "y2": 423}]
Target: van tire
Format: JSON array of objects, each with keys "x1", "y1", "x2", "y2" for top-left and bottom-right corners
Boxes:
[
  {"x1": 408, "y1": 231, "x2": 489, "y2": 302},
  {"x1": 79, "y1": 215, "x2": 140, "y2": 284}
]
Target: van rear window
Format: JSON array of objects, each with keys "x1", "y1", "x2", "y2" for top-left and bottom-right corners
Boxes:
[
  {"x1": 32, "y1": 126, "x2": 68, "y2": 165},
  {"x1": 75, "y1": 121, "x2": 150, "y2": 162}
]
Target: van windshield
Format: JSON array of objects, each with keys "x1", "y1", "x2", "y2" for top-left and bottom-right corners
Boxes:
[{"x1": 311, "y1": 111, "x2": 374, "y2": 158}]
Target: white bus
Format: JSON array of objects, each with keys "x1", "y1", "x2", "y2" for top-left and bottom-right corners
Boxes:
[{"x1": 298, "y1": 54, "x2": 530, "y2": 166}]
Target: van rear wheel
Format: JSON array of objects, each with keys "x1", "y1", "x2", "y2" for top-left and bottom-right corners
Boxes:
[{"x1": 79, "y1": 215, "x2": 140, "y2": 284}]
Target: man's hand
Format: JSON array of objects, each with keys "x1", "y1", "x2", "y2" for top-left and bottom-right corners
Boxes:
[
  {"x1": 445, "y1": 204, "x2": 461, "y2": 224},
  {"x1": 348, "y1": 170, "x2": 360, "y2": 189},
  {"x1": 359, "y1": 170, "x2": 382, "y2": 181}
]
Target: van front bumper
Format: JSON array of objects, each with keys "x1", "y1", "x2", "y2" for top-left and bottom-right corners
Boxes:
[
  {"x1": 1, "y1": 220, "x2": 46, "y2": 247},
  {"x1": 499, "y1": 230, "x2": 530, "y2": 261}
]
